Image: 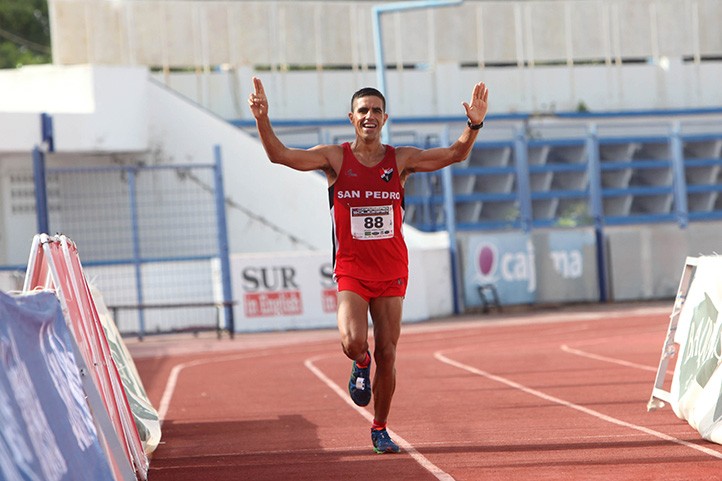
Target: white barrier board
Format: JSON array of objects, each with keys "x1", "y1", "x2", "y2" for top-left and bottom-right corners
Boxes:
[
  {"x1": 228, "y1": 252, "x2": 337, "y2": 332},
  {"x1": 649, "y1": 255, "x2": 722, "y2": 444},
  {"x1": 226, "y1": 247, "x2": 453, "y2": 332}
]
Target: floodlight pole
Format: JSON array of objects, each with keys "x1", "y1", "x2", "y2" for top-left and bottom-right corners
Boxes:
[
  {"x1": 372, "y1": 0, "x2": 464, "y2": 144},
  {"x1": 373, "y1": 0, "x2": 465, "y2": 314}
]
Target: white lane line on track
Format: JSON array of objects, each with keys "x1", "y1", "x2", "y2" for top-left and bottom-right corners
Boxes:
[
  {"x1": 434, "y1": 350, "x2": 722, "y2": 460},
  {"x1": 157, "y1": 349, "x2": 285, "y2": 424},
  {"x1": 559, "y1": 344, "x2": 660, "y2": 373},
  {"x1": 157, "y1": 343, "x2": 341, "y2": 423},
  {"x1": 304, "y1": 355, "x2": 456, "y2": 481}
]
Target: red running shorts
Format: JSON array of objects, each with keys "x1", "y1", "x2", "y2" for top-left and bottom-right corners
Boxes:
[{"x1": 336, "y1": 275, "x2": 408, "y2": 302}]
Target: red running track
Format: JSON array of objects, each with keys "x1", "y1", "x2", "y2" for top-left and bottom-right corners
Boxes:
[{"x1": 128, "y1": 303, "x2": 722, "y2": 481}]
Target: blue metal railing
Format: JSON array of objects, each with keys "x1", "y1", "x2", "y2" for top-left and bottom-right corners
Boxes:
[
  {"x1": 245, "y1": 113, "x2": 722, "y2": 235},
  {"x1": 399, "y1": 123, "x2": 722, "y2": 233}
]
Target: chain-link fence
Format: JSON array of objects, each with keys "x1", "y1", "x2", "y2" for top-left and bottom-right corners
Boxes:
[{"x1": 37, "y1": 148, "x2": 233, "y2": 337}]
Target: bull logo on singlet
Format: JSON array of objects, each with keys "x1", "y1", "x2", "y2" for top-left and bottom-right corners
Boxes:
[{"x1": 380, "y1": 167, "x2": 394, "y2": 182}]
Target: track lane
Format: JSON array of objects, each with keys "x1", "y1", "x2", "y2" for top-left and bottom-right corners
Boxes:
[{"x1": 131, "y1": 305, "x2": 722, "y2": 481}]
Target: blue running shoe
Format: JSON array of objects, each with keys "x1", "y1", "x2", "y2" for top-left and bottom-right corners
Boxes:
[
  {"x1": 371, "y1": 428, "x2": 400, "y2": 454},
  {"x1": 348, "y1": 352, "x2": 372, "y2": 406}
]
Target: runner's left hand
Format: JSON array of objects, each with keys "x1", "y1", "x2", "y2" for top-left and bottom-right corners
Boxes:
[{"x1": 463, "y1": 82, "x2": 489, "y2": 125}]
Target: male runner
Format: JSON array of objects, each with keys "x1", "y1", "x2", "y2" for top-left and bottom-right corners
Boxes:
[{"x1": 248, "y1": 77, "x2": 489, "y2": 453}]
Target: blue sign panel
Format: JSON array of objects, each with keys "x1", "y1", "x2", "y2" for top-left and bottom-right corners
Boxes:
[
  {"x1": 534, "y1": 229, "x2": 598, "y2": 303},
  {"x1": 463, "y1": 233, "x2": 536, "y2": 307},
  {"x1": 0, "y1": 290, "x2": 115, "y2": 481}
]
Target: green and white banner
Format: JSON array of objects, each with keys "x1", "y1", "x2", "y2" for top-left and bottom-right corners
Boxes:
[{"x1": 668, "y1": 256, "x2": 722, "y2": 443}]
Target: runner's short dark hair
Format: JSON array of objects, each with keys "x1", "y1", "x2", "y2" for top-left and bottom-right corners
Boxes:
[{"x1": 351, "y1": 87, "x2": 386, "y2": 112}]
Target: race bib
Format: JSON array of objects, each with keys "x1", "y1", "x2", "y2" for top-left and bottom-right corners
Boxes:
[{"x1": 350, "y1": 205, "x2": 394, "y2": 240}]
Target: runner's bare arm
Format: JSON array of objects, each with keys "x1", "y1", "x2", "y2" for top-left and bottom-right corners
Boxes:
[
  {"x1": 248, "y1": 76, "x2": 336, "y2": 173},
  {"x1": 399, "y1": 82, "x2": 489, "y2": 174}
]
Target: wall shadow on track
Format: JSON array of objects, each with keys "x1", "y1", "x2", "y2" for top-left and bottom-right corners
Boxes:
[
  {"x1": 147, "y1": 415, "x2": 426, "y2": 481},
  {"x1": 149, "y1": 415, "x2": 321, "y2": 480},
  {"x1": 411, "y1": 438, "x2": 717, "y2": 468}
]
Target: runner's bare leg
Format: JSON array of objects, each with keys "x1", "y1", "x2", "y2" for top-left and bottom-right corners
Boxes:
[
  {"x1": 369, "y1": 296, "x2": 403, "y2": 424},
  {"x1": 337, "y1": 290, "x2": 370, "y2": 363}
]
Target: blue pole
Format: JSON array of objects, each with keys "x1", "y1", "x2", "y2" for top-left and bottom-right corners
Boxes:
[
  {"x1": 669, "y1": 121, "x2": 689, "y2": 228},
  {"x1": 41, "y1": 112, "x2": 55, "y2": 152},
  {"x1": 586, "y1": 125, "x2": 608, "y2": 302},
  {"x1": 513, "y1": 127, "x2": 533, "y2": 232},
  {"x1": 33, "y1": 112, "x2": 55, "y2": 235},
  {"x1": 439, "y1": 126, "x2": 461, "y2": 314},
  {"x1": 421, "y1": 173, "x2": 433, "y2": 229},
  {"x1": 127, "y1": 169, "x2": 146, "y2": 339},
  {"x1": 213, "y1": 145, "x2": 235, "y2": 337},
  {"x1": 373, "y1": 0, "x2": 464, "y2": 144},
  {"x1": 32, "y1": 146, "x2": 49, "y2": 234}
]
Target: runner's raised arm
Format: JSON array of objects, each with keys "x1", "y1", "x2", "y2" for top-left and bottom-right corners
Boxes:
[
  {"x1": 398, "y1": 81, "x2": 489, "y2": 174},
  {"x1": 248, "y1": 76, "x2": 338, "y2": 177}
]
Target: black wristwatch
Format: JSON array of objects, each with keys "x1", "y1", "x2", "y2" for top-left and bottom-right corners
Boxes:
[{"x1": 467, "y1": 119, "x2": 484, "y2": 130}]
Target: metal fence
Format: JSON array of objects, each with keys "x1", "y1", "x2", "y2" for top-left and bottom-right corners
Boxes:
[
  {"x1": 244, "y1": 112, "x2": 722, "y2": 232},
  {"x1": 403, "y1": 117, "x2": 722, "y2": 232},
  {"x1": 33, "y1": 145, "x2": 234, "y2": 338}
]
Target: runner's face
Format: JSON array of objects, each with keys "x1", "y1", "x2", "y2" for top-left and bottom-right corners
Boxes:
[{"x1": 349, "y1": 96, "x2": 387, "y2": 141}]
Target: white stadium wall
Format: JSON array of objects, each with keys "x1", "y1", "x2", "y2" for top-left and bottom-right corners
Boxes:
[
  {"x1": 46, "y1": 0, "x2": 722, "y2": 118},
  {"x1": 607, "y1": 222, "x2": 722, "y2": 301},
  {"x1": 0, "y1": 65, "x2": 149, "y2": 152},
  {"x1": 155, "y1": 59, "x2": 722, "y2": 122}
]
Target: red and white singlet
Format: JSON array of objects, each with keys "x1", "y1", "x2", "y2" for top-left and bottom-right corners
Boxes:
[{"x1": 329, "y1": 142, "x2": 408, "y2": 281}]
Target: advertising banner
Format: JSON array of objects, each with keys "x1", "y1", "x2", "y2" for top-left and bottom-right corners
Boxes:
[
  {"x1": 24, "y1": 234, "x2": 148, "y2": 479},
  {"x1": 533, "y1": 229, "x2": 598, "y2": 303},
  {"x1": 91, "y1": 285, "x2": 161, "y2": 455},
  {"x1": 461, "y1": 229, "x2": 599, "y2": 308},
  {"x1": 229, "y1": 252, "x2": 337, "y2": 331},
  {"x1": 226, "y1": 245, "x2": 454, "y2": 332},
  {"x1": 462, "y1": 232, "x2": 536, "y2": 308},
  {"x1": 0, "y1": 290, "x2": 116, "y2": 481},
  {"x1": 668, "y1": 256, "x2": 722, "y2": 443}
]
